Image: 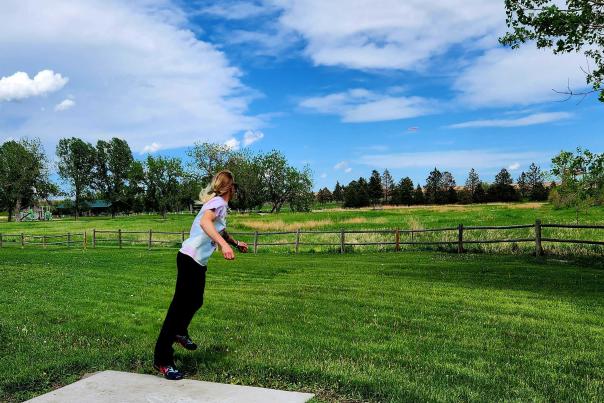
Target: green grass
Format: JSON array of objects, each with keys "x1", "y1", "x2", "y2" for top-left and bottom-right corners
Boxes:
[
  {"x1": 1, "y1": 202, "x2": 603, "y2": 255},
  {"x1": 1, "y1": 249, "x2": 603, "y2": 402}
]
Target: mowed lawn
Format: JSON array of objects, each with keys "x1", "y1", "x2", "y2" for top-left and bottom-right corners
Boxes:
[{"x1": 1, "y1": 249, "x2": 604, "y2": 402}]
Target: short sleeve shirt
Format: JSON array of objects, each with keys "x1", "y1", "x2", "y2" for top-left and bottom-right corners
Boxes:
[{"x1": 179, "y1": 196, "x2": 228, "y2": 266}]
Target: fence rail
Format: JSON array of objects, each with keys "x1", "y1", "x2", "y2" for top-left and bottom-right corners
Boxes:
[{"x1": 1, "y1": 220, "x2": 602, "y2": 256}]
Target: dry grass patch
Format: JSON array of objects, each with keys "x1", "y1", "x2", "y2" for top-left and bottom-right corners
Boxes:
[{"x1": 239, "y1": 219, "x2": 333, "y2": 231}]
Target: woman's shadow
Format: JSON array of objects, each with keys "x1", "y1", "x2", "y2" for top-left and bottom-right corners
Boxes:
[{"x1": 177, "y1": 344, "x2": 230, "y2": 375}]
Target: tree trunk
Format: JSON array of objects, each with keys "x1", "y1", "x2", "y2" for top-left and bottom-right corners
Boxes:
[
  {"x1": 7, "y1": 206, "x2": 13, "y2": 222},
  {"x1": 75, "y1": 192, "x2": 79, "y2": 221}
]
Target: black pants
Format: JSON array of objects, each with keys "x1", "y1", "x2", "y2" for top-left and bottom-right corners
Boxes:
[{"x1": 154, "y1": 252, "x2": 207, "y2": 366}]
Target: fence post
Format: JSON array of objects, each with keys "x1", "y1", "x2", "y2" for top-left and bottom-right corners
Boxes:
[
  {"x1": 148, "y1": 229, "x2": 152, "y2": 250},
  {"x1": 92, "y1": 229, "x2": 96, "y2": 248},
  {"x1": 181, "y1": 230, "x2": 185, "y2": 242},
  {"x1": 295, "y1": 228, "x2": 300, "y2": 254},
  {"x1": 457, "y1": 224, "x2": 464, "y2": 253},
  {"x1": 21, "y1": 233, "x2": 24, "y2": 248},
  {"x1": 253, "y1": 231, "x2": 258, "y2": 254},
  {"x1": 411, "y1": 230, "x2": 414, "y2": 245},
  {"x1": 118, "y1": 229, "x2": 122, "y2": 249},
  {"x1": 83, "y1": 231, "x2": 87, "y2": 249},
  {"x1": 535, "y1": 219, "x2": 543, "y2": 256},
  {"x1": 340, "y1": 229, "x2": 345, "y2": 254},
  {"x1": 68, "y1": 232, "x2": 72, "y2": 248},
  {"x1": 395, "y1": 229, "x2": 400, "y2": 251}
]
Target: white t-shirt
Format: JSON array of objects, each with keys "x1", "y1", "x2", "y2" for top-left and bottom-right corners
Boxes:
[{"x1": 179, "y1": 196, "x2": 228, "y2": 266}]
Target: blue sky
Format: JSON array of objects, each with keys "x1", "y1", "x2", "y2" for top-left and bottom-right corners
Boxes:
[{"x1": 0, "y1": 0, "x2": 602, "y2": 190}]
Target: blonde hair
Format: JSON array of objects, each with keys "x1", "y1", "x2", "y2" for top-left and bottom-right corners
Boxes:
[{"x1": 199, "y1": 170, "x2": 235, "y2": 204}]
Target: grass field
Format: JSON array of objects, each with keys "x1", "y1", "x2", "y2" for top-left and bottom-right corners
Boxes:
[
  {"x1": 2, "y1": 248, "x2": 604, "y2": 402},
  {"x1": 1, "y1": 202, "x2": 603, "y2": 255}
]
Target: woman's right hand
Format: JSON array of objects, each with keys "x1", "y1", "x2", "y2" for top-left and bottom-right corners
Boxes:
[{"x1": 221, "y1": 244, "x2": 235, "y2": 260}]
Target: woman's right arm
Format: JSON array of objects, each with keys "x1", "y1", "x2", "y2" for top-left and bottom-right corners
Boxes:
[{"x1": 200, "y1": 209, "x2": 235, "y2": 260}]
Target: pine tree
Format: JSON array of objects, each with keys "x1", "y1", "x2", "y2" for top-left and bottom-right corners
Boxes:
[
  {"x1": 413, "y1": 184, "x2": 425, "y2": 205},
  {"x1": 397, "y1": 177, "x2": 414, "y2": 206},
  {"x1": 368, "y1": 170, "x2": 383, "y2": 205},
  {"x1": 382, "y1": 169, "x2": 394, "y2": 204},
  {"x1": 465, "y1": 168, "x2": 480, "y2": 197},
  {"x1": 358, "y1": 177, "x2": 371, "y2": 207},
  {"x1": 332, "y1": 181, "x2": 343, "y2": 202}
]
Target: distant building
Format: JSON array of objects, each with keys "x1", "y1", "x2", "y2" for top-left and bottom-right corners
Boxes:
[{"x1": 55, "y1": 200, "x2": 112, "y2": 216}]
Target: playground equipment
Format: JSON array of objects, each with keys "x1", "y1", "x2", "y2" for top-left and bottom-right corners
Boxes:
[{"x1": 19, "y1": 206, "x2": 52, "y2": 221}]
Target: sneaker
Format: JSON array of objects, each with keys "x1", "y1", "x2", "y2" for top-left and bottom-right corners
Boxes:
[
  {"x1": 175, "y1": 334, "x2": 198, "y2": 351},
  {"x1": 154, "y1": 363, "x2": 184, "y2": 380}
]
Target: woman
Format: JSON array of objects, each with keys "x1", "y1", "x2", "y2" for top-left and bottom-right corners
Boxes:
[{"x1": 154, "y1": 170, "x2": 248, "y2": 380}]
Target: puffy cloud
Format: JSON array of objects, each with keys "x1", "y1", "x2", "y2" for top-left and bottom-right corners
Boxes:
[
  {"x1": 270, "y1": 0, "x2": 504, "y2": 70},
  {"x1": 54, "y1": 98, "x2": 75, "y2": 112},
  {"x1": 454, "y1": 47, "x2": 591, "y2": 107},
  {"x1": 225, "y1": 137, "x2": 241, "y2": 150},
  {"x1": 300, "y1": 88, "x2": 435, "y2": 122},
  {"x1": 0, "y1": 0, "x2": 260, "y2": 152},
  {"x1": 243, "y1": 129, "x2": 264, "y2": 146},
  {"x1": 359, "y1": 150, "x2": 548, "y2": 170},
  {"x1": 448, "y1": 112, "x2": 573, "y2": 129},
  {"x1": 199, "y1": 1, "x2": 274, "y2": 20},
  {"x1": 142, "y1": 142, "x2": 161, "y2": 154},
  {"x1": 0, "y1": 70, "x2": 68, "y2": 102},
  {"x1": 334, "y1": 161, "x2": 348, "y2": 170},
  {"x1": 508, "y1": 162, "x2": 521, "y2": 171}
]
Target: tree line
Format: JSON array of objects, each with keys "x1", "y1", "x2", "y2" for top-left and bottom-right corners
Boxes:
[
  {"x1": 316, "y1": 149, "x2": 604, "y2": 212},
  {"x1": 0, "y1": 138, "x2": 313, "y2": 221}
]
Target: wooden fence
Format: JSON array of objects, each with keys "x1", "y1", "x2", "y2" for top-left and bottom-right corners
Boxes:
[{"x1": 1, "y1": 220, "x2": 603, "y2": 256}]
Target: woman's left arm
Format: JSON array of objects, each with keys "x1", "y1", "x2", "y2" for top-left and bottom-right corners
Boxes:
[{"x1": 221, "y1": 230, "x2": 249, "y2": 253}]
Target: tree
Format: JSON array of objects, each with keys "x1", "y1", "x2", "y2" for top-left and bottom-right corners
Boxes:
[
  {"x1": 187, "y1": 142, "x2": 232, "y2": 183},
  {"x1": 144, "y1": 155, "x2": 183, "y2": 218},
  {"x1": 95, "y1": 138, "x2": 133, "y2": 217},
  {"x1": 332, "y1": 181, "x2": 344, "y2": 202},
  {"x1": 259, "y1": 150, "x2": 313, "y2": 213},
  {"x1": 500, "y1": 0, "x2": 604, "y2": 101},
  {"x1": 56, "y1": 138, "x2": 97, "y2": 219},
  {"x1": 395, "y1": 177, "x2": 414, "y2": 206},
  {"x1": 343, "y1": 177, "x2": 370, "y2": 208},
  {"x1": 550, "y1": 148, "x2": 604, "y2": 221},
  {"x1": 517, "y1": 171, "x2": 530, "y2": 200},
  {"x1": 382, "y1": 169, "x2": 394, "y2": 204},
  {"x1": 357, "y1": 177, "x2": 371, "y2": 207},
  {"x1": 442, "y1": 171, "x2": 457, "y2": 204},
  {"x1": 413, "y1": 184, "x2": 425, "y2": 205},
  {"x1": 465, "y1": 168, "x2": 481, "y2": 198},
  {"x1": 316, "y1": 187, "x2": 333, "y2": 204},
  {"x1": 425, "y1": 168, "x2": 443, "y2": 204},
  {"x1": 126, "y1": 160, "x2": 146, "y2": 213},
  {"x1": 488, "y1": 168, "x2": 519, "y2": 202},
  {"x1": 0, "y1": 138, "x2": 54, "y2": 222},
  {"x1": 226, "y1": 149, "x2": 265, "y2": 211},
  {"x1": 525, "y1": 163, "x2": 549, "y2": 201},
  {"x1": 368, "y1": 170, "x2": 383, "y2": 205}
]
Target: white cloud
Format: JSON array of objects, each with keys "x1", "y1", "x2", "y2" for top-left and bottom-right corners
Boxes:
[
  {"x1": 199, "y1": 2, "x2": 274, "y2": 20},
  {"x1": 344, "y1": 167, "x2": 352, "y2": 173},
  {"x1": 270, "y1": 0, "x2": 504, "y2": 70},
  {"x1": 455, "y1": 47, "x2": 591, "y2": 107},
  {"x1": 449, "y1": 112, "x2": 573, "y2": 129},
  {"x1": 54, "y1": 98, "x2": 75, "y2": 112},
  {"x1": 300, "y1": 88, "x2": 435, "y2": 122},
  {"x1": 334, "y1": 161, "x2": 348, "y2": 170},
  {"x1": 243, "y1": 129, "x2": 264, "y2": 146},
  {"x1": 225, "y1": 137, "x2": 241, "y2": 150},
  {"x1": 0, "y1": 0, "x2": 260, "y2": 152},
  {"x1": 0, "y1": 70, "x2": 68, "y2": 102},
  {"x1": 508, "y1": 162, "x2": 520, "y2": 171},
  {"x1": 359, "y1": 150, "x2": 548, "y2": 170},
  {"x1": 142, "y1": 142, "x2": 161, "y2": 154}
]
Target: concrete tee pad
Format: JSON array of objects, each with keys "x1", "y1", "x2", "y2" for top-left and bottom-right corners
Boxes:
[{"x1": 26, "y1": 370, "x2": 315, "y2": 403}]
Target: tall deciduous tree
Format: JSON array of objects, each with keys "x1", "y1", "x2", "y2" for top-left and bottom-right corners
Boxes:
[
  {"x1": 187, "y1": 142, "x2": 232, "y2": 183},
  {"x1": 95, "y1": 138, "x2": 133, "y2": 217},
  {"x1": 0, "y1": 138, "x2": 54, "y2": 222},
  {"x1": 144, "y1": 155, "x2": 183, "y2": 218},
  {"x1": 56, "y1": 137, "x2": 97, "y2": 219},
  {"x1": 500, "y1": 0, "x2": 604, "y2": 101}
]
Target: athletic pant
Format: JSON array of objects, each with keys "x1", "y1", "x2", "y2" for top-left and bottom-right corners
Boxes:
[{"x1": 154, "y1": 252, "x2": 207, "y2": 366}]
